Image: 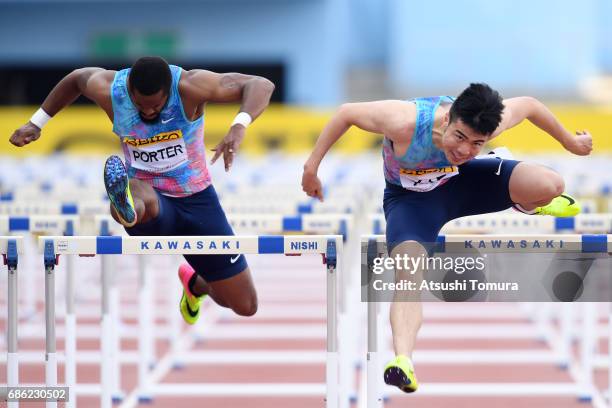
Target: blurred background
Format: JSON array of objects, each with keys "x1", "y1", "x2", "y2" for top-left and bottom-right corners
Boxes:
[{"x1": 0, "y1": 0, "x2": 611, "y2": 159}]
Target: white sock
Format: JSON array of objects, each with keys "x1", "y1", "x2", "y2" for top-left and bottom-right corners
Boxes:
[{"x1": 513, "y1": 203, "x2": 537, "y2": 215}]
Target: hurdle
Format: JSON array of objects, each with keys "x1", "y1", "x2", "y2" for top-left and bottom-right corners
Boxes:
[
  {"x1": 0, "y1": 214, "x2": 171, "y2": 405},
  {"x1": 368, "y1": 213, "x2": 612, "y2": 367},
  {"x1": 361, "y1": 233, "x2": 612, "y2": 408},
  {"x1": 1, "y1": 237, "x2": 24, "y2": 408},
  {"x1": 36, "y1": 234, "x2": 342, "y2": 408},
  {"x1": 93, "y1": 213, "x2": 358, "y2": 408}
]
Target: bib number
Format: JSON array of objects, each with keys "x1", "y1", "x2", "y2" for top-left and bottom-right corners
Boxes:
[
  {"x1": 124, "y1": 130, "x2": 188, "y2": 173},
  {"x1": 399, "y1": 166, "x2": 459, "y2": 192}
]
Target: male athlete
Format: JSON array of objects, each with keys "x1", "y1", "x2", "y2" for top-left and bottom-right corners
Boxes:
[
  {"x1": 301, "y1": 84, "x2": 592, "y2": 392},
  {"x1": 10, "y1": 56, "x2": 275, "y2": 323}
]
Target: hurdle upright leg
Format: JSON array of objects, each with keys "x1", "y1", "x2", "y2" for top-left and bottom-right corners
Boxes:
[
  {"x1": 100, "y1": 255, "x2": 112, "y2": 408},
  {"x1": 365, "y1": 239, "x2": 383, "y2": 408},
  {"x1": 64, "y1": 254, "x2": 76, "y2": 408},
  {"x1": 580, "y1": 302, "x2": 597, "y2": 401},
  {"x1": 5, "y1": 239, "x2": 19, "y2": 408},
  {"x1": 367, "y1": 295, "x2": 382, "y2": 408},
  {"x1": 43, "y1": 240, "x2": 57, "y2": 408},
  {"x1": 559, "y1": 302, "x2": 574, "y2": 368},
  {"x1": 137, "y1": 256, "x2": 153, "y2": 402},
  {"x1": 608, "y1": 302, "x2": 612, "y2": 406},
  {"x1": 108, "y1": 258, "x2": 123, "y2": 402},
  {"x1": 144, "y1": 257, "x2": 156, "y2": 369},
  {"x1": 325, "y1": 239, "x2": 340, "y2": 408}
]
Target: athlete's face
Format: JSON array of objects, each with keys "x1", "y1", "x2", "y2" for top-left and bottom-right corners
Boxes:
[
  {"x1": 441, "y1": 117, "x2": 489, "y2": 165},
  {"x1": 132, "y1": 89, "x2": 168, "y2": 124}
]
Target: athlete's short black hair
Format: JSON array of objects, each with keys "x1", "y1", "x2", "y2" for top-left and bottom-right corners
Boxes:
[
  {"x1": 449, "y1": 83, "x2": 504, "y2": 136},
  {"x1": 128, "y1": 56, "x2": 171, "y2": 96}
]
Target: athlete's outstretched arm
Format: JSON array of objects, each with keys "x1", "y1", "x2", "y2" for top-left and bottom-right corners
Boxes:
[
  {"x1": 493, "y1": 97, "x2": 593, "y2": 155},
  {"x1": 302, "y1": 100, "x2": 412, "y2": 200},
  {"x1": 181, "y1": 70, "x2": 275, "y2": 171},
  {"x1": 9, "y1": 68, "x2": 112, "y2": 147}
]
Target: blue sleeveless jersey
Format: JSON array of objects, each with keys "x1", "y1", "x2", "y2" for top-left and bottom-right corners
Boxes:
[
  {"x1": 382, "y1": 96, "x2": 458, "y2": 191},
  {"x1": 111, "y1": 65, "x2": 211, "y2": 197}
]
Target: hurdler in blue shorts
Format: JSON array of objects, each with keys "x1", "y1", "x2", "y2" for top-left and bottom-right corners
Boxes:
[
  {"x1": 10, "y1": 56, "x2": 275, "y2": 326},
  {"x1": 302, "y1": 83, "x2": 593, "y2": 393}
]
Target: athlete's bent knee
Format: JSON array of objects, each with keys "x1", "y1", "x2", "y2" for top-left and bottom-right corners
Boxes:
[
  {"x1": 231, "y1": 297, "x2": 258, "y2": 317},
  {"x1": 541, "y1": 173, "x2": 565, "y2": 201}
]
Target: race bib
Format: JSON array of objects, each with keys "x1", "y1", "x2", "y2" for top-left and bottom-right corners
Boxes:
[
  {"x1": 399, "y1": 166, "x2": 459, "y2": 192},
  {"x1": 123, "y1": 130, "x2": 188, "y2": 173}
]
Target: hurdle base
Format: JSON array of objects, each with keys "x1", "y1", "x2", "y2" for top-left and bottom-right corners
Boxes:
[
  {"x1": 172, "y1": 361, "x2": 186, "y2": 370},
  {"x1": 112, "y1": 395, "x2": 125, "y2": 404},
  {"x1": 556, "y1": 362, "x2": 569, "y2": 370},
  {"x1": 137, "y1": 395, "x2": 154, "y2": 404}
]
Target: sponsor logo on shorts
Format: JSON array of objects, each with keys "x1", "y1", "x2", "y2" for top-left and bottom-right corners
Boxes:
[{"x1": 230, "y1": 255, "x2": 241, "y2": 264}]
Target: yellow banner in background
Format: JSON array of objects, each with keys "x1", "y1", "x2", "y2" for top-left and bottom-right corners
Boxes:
[{"x1": 1, "y1": 104, "x2": 611, "y2": 155}]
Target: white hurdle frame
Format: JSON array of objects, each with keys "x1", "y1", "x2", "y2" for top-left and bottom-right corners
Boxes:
[
  {"x1": 362, "y1": 233, "x2": 612, "y2": 408},
  {"x1": 37, "y1": 234, "x2": 343, "y2": 408},
  {"x1": 94, "y1": 212, "x2": 356, "y2": 406}
]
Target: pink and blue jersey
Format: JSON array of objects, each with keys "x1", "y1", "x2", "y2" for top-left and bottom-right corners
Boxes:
[
  {"x1": 382, "y1": 96, "x2": 457, "y2": 192},
  {"x1": 381, "y1": 96, "x2": 521, "y2": 254},
  {"x1": 110, "y1": 65, "x2": 211, "y2": 197}
]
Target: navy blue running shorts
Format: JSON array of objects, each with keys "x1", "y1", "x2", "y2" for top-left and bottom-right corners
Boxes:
[
  {"x1": 383, "y1": 158, "x2": 521, "y2": 254},
  {"x1": 125, "y1": 184, "x2": 248, "y2": 282}
]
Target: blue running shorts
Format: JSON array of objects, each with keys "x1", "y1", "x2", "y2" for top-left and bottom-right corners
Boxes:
[
  {"x1": 383, "y1": 158, "x2": 521, "y2": 254},
  {"x1": 125, "y1": 185, "x2": 248, "y2": 282}
]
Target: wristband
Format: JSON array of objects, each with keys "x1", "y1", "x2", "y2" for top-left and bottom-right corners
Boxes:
[
  {"x1": 231, "y1": 112, "x2": 252, "y2": 128},
  {"x1": 30, "y1": 108, "x2": 52, "y2": 129}
]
